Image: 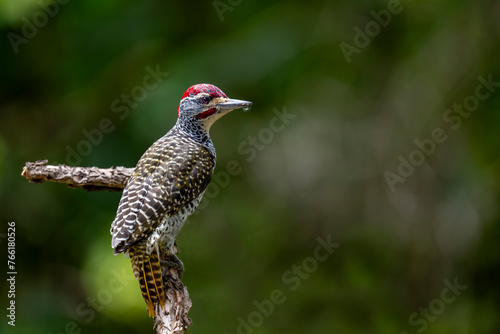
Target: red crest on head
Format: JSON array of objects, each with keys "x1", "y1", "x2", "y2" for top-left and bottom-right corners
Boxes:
[{"x1": 178, "y1": 84, "x2": 228, "y2": 117}]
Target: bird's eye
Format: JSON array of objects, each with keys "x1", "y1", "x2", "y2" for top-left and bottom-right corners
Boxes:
[{"x1": 201, "y1": 96, "x2": 211, "y2": 104}]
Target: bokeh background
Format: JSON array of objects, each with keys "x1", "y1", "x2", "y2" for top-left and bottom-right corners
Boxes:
[{"x1": 1, "y1": 1, "x2": 499, "y2": 333}]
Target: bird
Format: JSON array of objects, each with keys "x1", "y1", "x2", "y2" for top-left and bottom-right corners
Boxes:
[{"x1": 110, "y1": 83, "x2": 251, "y2": 317}]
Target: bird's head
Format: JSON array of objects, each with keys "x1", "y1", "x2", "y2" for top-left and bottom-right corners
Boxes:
[{"x1": 177, "y1": 84, "x2": 252, "y2": 131}]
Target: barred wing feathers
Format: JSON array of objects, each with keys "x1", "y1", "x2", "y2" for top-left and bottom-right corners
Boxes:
[{"x1": 110, "y1": 132, "x2": 214, "y2": 254}]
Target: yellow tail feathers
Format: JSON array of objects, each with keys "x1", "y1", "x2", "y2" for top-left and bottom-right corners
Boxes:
[{"x1": 129, "y1": 246, "x2": 165, "y2": 317}]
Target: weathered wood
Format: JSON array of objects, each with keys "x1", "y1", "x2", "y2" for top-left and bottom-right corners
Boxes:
[
  {"x1": 154, "y1": 247, "x2": 193, "y2": 334},
  {"x1": 21, "y1": 160, "x2": 192, "y2": 333},
  {"x1": 21, "y1": 160, "x2": 133, "y2": 191}
]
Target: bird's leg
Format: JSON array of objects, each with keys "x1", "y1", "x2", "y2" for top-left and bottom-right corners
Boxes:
[
  {"x1": 161, "y1": 256, "x2": 184, "y2": 277},
  {"x1": 160, "y1": 242, "x2": 184, "y2": 277}
]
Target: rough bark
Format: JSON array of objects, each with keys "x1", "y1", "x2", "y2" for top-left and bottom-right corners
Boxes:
[
  {"x1": 21, "y1": 160, "x2": 192, "y2": 333},
  {"x1": 154, "y1": 247, "x2": 193, "y2": 334},
  {"x1": 21, "y1": 160, "x2": 133, "y2": 191}
]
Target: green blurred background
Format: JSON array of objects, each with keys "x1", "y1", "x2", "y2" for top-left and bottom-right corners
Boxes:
[{"x1": 1, "y1": 0, "x2": 499, "y2": 333}]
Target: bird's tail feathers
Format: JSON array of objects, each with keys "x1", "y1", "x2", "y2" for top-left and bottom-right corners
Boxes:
[{"x1": 129, "y1": 246, "x2": 165, "y2": 317}]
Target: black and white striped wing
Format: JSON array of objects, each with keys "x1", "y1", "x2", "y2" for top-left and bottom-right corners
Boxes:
[{"x1": 110, "y1": 134, "x2": 214, "y2": 254}]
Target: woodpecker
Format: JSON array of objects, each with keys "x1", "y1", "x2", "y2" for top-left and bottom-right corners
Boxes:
[{"x1": 110, "y1": 84, "x2": 251, "y2": 317}]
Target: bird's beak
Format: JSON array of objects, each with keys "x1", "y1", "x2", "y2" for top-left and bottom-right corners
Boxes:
[{"x1": 216, "y1": 98, "x2": 252, "y2": 112}]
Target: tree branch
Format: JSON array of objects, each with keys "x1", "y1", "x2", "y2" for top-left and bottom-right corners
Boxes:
[
  {"x1": 21, "y1": 160, "x2": 133, "y2": 191},
  {"x1": 155, "y1": 247, "x2": 193, "y2": 334},
  {"x1": 21, "y1": 160, "x2": 192, "y2": 333}
]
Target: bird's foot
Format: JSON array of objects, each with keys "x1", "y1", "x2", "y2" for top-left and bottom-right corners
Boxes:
[{"x1": 161, "y1": 254, "x2": 184, "y2": 278}]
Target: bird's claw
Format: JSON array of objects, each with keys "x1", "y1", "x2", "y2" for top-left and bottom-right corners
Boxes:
[{"x1": 161, "y1": 255, "x2": 184, "y2": 278}]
